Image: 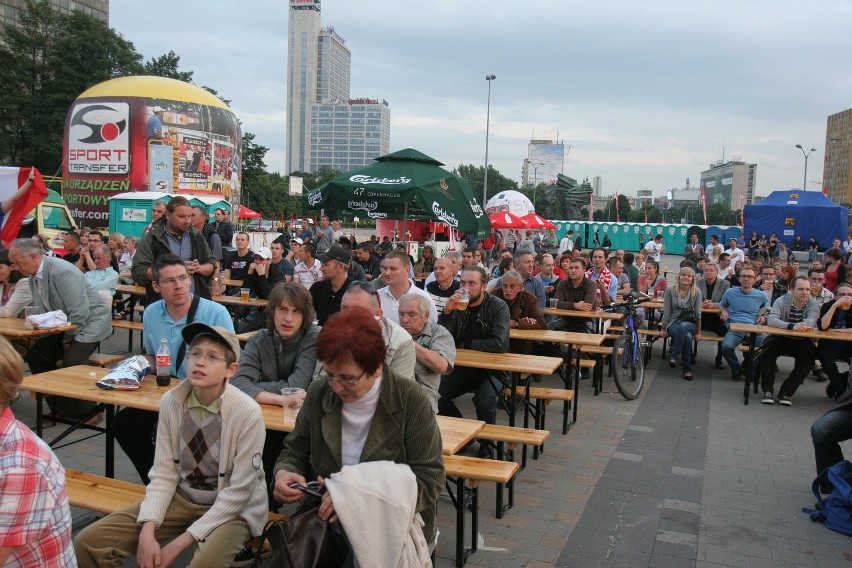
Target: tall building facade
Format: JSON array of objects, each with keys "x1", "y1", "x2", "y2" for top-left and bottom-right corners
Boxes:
[
  {"x1": 1, "y1": 0, "x2": 108, "y2": 30},
  {"x1": 823, "y1": 109, "x2": 852, "y2": 204},
  {"x1": 700, "y1": 159, "x2": 757, "y2": 208},
  {"x1": 522, "y1": 139, "x2": 564, "y2": 186},
  {"x1": 286, "y1": 0, "x2": 390, "y2": 174}
]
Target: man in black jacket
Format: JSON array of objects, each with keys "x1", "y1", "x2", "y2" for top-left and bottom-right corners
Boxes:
[
  {"x1": 131, "y1": 196, "x2": 216, "y2": 305},
  {"x1": 438, "y1": 265, "x2": 509, "y2": 448},
  {"x1": 812, "y1": 389, "x2": 852, "y2": 492}
]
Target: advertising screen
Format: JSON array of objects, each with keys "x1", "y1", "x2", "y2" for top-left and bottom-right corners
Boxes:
[
  {"x1": 700, "y1": 172, "x2": 734, "y2": 207},
  {"x1": 527, "y1": 143, "x2": 564, "y2": 186}
]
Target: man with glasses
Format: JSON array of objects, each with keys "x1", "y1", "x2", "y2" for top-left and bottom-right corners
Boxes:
[
  {"x1": 719, "y1": 265, "x2": 770, "y2": 382},
  {"x1": 438, "y1": 266, "x2": 510, "y2": 454},
  {"x1": 114, "y1": 255, "x2": 233, "y2": 484},
  {"x1": 818, "y1": 282, "x2": 852, "y2": 399},
  {"x1": 310, "y1": 244, "x2": 355, "y2": 325},
  {"x1": 757, "y1": 265, "x2": 787, "y2": 305}
]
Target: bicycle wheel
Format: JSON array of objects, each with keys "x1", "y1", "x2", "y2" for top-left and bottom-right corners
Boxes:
[{"x1": 611, "y1": 335, "x2": 645, "y2": 400}]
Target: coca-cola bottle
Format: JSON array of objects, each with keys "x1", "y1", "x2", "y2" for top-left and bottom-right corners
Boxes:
[
  {"x1": 594, "y1": 288, "x2": 602, "y2": 312},
  {"x1": 156, "y1": 338, "x2": 171, "y2": 386}
]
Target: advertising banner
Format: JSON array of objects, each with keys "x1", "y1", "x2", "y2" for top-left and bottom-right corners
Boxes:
[
  {"x1": 148, "y1": 144, "x2": 174, "y2": 193},
  {"x1": 700, "y1": 173, "x2": 734, "y2": 207}
]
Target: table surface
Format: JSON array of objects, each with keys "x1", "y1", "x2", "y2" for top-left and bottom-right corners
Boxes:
[
  {"x1": 543, "y1": 308, "x2": 624, "y2": 321},
  {"x1": 509, "y1": 329, "x2": 605, "y2": 346},
  {"x1": 0, "y1": 317, "x2": 77, "y2": 338},
  {"x1": 454, "y1": 348, "x2": 563, "y2": 375},
  {"x1": 729, "y1": 322, "x2": 852, "y2": 341},
  {"x1": 115, "y1": 284, "x2": 146, "y2": 296},
  {"x1": 21, "y1": 367, "x2": 485, "y2": 456},
  {"x1": 212, "y1": 294, "x2": 268, "y2": 308}
]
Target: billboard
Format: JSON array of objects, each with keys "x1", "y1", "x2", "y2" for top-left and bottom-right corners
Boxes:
[
  {"x1": 63, "y1": 76, "x2": 241, "y2": 227},
  {"x1": 527, "y1": 143, "x2": 564, "y2": 185},
  {"x1": 700, "y1": 172, "x2": 734, "y2": 207}
]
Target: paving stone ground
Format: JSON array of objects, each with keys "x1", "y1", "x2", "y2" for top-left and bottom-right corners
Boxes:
[{"x1": 12, "y1": 253, "x2": 852, "y2": 566}]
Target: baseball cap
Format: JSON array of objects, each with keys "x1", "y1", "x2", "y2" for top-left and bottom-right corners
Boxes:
[
  {"x1": 291, "y1": 237, "x2": 303, "y2": 245},
  {"x1": 317, "y1": 244, "x2": 353, "y2": 264},
  {"x1": 152, "y1": 106, "x2": 165, "y2": 113},
  {"x1": 182, "y1": 323, "x2": 240, "y2": 363},
  {"x1": 254, "y1": 246, "x2": 272, "y2": 260}
]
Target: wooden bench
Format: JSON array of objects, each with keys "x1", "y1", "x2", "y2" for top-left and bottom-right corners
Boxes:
[
  {"x1": 475, "y1": 424, "x2": 549, "y2": 517},
  {"x1": 513, "y1": 385, "x2": 577, "y2": 438},
  {"x1": 88, "y1": 353, "x2": 126, "y2": 367},
  {"x1": 442, "y1": 455, "x2": 519, "y2": 568},
  {"x1": 112, "y1": 319, "x2": 143, "y2": 352},
  {"x1": 65, "y1": 469, "x2": 283, "y2": 551}
]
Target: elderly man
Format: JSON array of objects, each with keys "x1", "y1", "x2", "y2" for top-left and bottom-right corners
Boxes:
[
  {"x1": 398, "y1": 293, "x2": 456, "y2": 413},
  {"x1": 377, "y1": 250, "x2": 437, "y2": 324},
  {"x1": 425, "y1": 251, "x2": 462, "y2": 287},
  {"x1": 114, "y1": 254, "x2": 233, "y2": 484},
  {"x1": 489, "y1": 251, "x2": 546, "y2": 310},
  {"x1": 438, "y1": 266, "x2": 510, "y2": 448},
  {"x1": 310, "y1": 244, "x2": 354, "y2": 325},
  {"x1": 492, "y1": 270, "x2": 545, "y2": 355},
  {"x1": 84, "y1": 245, "x2": 120, "y2": 303},
  {"x1": 758, "y1": 276, "x2": 819, "y2": 405},
  {"x1": 698, "y1": 262, "x2": 730, "y2": 369},
  {"x1": 9, "y1": 238, "x2": 112, "y2": 419},
  {"x1": 132, "y1": 195, "x2": 216, "y2": 304},
  {"x1": 338, "y1": 283, "x2": 416, "y2": 378},
  {"x1": 425, "y1": 256, "x2": 460, "y2": 313}
]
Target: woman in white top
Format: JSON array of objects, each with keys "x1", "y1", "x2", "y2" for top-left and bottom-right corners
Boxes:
[
  {"x1": 0, "y1": 249, "x2": 33, "y2": 318},
  {"x1": 661, "y1": 267, "x2": 703, "y2": 380}
]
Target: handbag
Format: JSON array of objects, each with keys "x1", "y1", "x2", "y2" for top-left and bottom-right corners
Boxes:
[{"x1": 253, "y1": 505, "x2": 349, "y2": 568}]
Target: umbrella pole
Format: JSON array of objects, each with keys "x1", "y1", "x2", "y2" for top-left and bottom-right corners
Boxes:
[{"x1": 402, "y1": 202, "x2": 408, "y2": 247}]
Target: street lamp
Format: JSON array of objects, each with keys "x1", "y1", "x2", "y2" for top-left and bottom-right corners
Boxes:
[
  {"x1": 524, "y1": 159, "x2": 543, "y2": 211},
  {"x1": 483, "y1": 74, "x2": 496, "y2": 207},
  {"x1": 795, "y1": 144, "x2": 818, "y2": 191}
]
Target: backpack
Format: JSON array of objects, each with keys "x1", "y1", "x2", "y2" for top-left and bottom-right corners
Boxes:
[{"x1": 803, "y1": 460, "x2": 852, "y2": 536}]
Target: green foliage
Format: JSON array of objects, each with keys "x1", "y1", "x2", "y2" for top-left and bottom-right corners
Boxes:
[
  {"x1": 453, "y1": 164, "x2": 519, "y2": 203},
  {"x1": 143, "y1": 50, "x2": 193, "y2": 82}
]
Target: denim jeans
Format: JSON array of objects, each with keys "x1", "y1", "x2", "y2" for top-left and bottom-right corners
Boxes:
[
  {"x1": 811, "y1": 407, "x2": 852, "y2": 488},
  {"x1": 667, "y1": 321, "x2": 697, "y2": 372},
  {"x1": 721, "y1": 330, "x2": 765, "y2": 376}
]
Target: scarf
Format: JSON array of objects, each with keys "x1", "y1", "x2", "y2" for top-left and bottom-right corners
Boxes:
[{"x1": 586, "y1": 266, "x2": 613, "y2": 292}]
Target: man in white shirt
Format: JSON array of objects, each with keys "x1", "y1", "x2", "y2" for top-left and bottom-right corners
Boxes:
[
  {"x1": 707, "y1": 234, "x2": 724, "y2": 264},
  {"x1": 725, "y1": 238, "x2": 745, "y2": 266},
  {"x1": 377, "y1": 250, "x2": 437, "y2": 324},
  {"x1": 293, "y1": 242, "x2": 322, "y2": 285},
  {"x1": 643, "y1": 234, "x2": 666, "y2": 262},
  {"x1": 558, "y1": 230, "x2": 575, "y2": 255}
]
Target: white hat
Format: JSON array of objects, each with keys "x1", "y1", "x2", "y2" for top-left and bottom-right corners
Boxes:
[
  {"x1": 254, "y1": 246, "x2": 272, "y2": 260},
  {"x1": 151, "y1": 106, "x2": 165, "y2": 113}
]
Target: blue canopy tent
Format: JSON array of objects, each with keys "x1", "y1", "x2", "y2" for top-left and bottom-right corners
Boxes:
[{"x1": 744, "y1": 191, "x2": 848, "y2": 250}]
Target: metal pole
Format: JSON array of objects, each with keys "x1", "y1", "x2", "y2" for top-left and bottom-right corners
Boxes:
[
  {"x1": 483, "y1": 75, "x2": 496, "y2": 207},
  {"x1": 796, "y1": 144, "x2": 817, "y2": 190}
]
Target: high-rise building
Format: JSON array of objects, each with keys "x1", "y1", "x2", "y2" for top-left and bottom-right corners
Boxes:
[
  {"x1": 286, "y1": 0, "x2": 390, "y2": 174},
  {"x1": 1, "y1": 0, "x2": 108, "y2": 30},
  {"x1": 823, "y1": 109, "x2": 852, "y2": 204},
  {"x1": 522, "y1": 139, "x2": 564, "y2": 186},
  {"x1": 700, "y1": 158, "x2": 757, "y2": 208}
]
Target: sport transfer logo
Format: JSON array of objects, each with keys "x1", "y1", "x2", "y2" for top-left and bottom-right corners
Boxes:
[{"x1": 70, "y1": 104, "x2": 127, "y2": 144}]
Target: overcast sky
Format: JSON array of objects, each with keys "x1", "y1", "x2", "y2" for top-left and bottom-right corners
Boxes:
[{"x1": 110, "y1": 0, "x2": 852, "y2": 198}]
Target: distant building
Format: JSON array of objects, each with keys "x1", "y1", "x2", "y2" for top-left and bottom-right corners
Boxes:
[
  {"x1": 700, "y1": 158, "x2": 757, "y2": 208},
  {"x1": 286, "y1": 0, "x2": 389, "y2": 174},
  {"x1": 523, "y1": 140, "x2": 564, "y2": 186},
  {"x1": 592, "y1": 176, "x2": 602, "y2": 197},
  {"x1": 823, "y1": 109, "x2": 852, "y2": 203},
  {"x1": 635, "y1": 189, "x2": 653, "y2": 209},
  {"x1": 1, "y1": 0, "x2": 109, "y2": 30}
]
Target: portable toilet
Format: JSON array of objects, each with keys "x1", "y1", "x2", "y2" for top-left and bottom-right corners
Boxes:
[
  {"x1": 705, "y1": 225, "x2": 725, "y2": 248},
  {"x1": 108, "y1": 192, "x2": 172, "y2": 238},
  {"x1": 722, "y1": 226, "x2": 743, "y2": 246},
  {"x1": 189, "y1": 195, "x2": 231, "y2": 217}
]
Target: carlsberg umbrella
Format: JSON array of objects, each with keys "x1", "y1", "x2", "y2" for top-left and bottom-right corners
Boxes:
[{"x1": 304, "y1": 148, "x2": 491, "y2": 238}]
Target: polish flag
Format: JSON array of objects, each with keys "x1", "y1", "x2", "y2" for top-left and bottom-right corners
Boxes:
[{"x1": 0, "y1": 167, "x2": 49, "y2": 247}]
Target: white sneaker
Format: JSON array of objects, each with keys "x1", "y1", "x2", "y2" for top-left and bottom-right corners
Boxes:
[{"x1": 761, "y1": 392, "x2": 774, "y2": 405}]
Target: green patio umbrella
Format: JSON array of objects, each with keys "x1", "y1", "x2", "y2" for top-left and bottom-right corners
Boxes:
[{"x1": 304, "y1": 148, "x2": 491, "y2": 238}]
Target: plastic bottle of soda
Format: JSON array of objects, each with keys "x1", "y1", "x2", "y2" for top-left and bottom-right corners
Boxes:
[
  {"x1": 594, "y1": 288, "x2": 602, "y2": 312},
  {"x1": 156, "y1": 338, "x2": 171, "y2": 386}
]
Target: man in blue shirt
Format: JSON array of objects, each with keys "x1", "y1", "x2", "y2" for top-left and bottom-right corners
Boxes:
[
  {"x1": 113, "y1": 255, "x2": 233, "y2": 484},
  {"x1": 719, "y1": 264, "x2": 770, "y2": 382},
  {"x1": 146, "y1": 106, "x2": 165, "y2": 140},
  {"x1": 586, "y1": 247, "x2": 618, "y2": 302}
]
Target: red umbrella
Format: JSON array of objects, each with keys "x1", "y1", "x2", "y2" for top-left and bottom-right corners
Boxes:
[
  {"x1": 521, "y1": 213, "x2": 555, "y2": 230},
  {"x1": 238, "y1": 205, "x2": 262, "y2": 219},
  {"x1": 488, "y1": 212, "x2": 530, "y2": 229}
]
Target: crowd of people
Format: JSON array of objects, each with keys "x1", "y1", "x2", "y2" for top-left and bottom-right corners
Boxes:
[{"x1": 8, "y1": 194, "x2": 852, "y2": 566}]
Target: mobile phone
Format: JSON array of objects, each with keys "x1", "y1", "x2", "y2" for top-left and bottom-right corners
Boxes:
[{"x1": 288, "y1": 481, "x2": 324, "y2": 499}]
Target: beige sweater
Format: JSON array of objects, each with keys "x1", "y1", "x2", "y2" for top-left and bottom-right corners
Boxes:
[{"x1": 137, "y1": 380, "x2": 268, "y2": 540}]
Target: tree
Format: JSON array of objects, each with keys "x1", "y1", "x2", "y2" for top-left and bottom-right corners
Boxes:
[
  {"x1": 0, "y1": 1, "x2": 144, "y2": 172},
  {"x1": 453, "y1": 164, "x2": 518, "y2": 204},
  {"x1": 143, "y1": 50, "x2": 193, "y2": 82}
]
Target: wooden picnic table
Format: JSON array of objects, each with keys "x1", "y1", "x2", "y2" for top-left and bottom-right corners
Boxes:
[
  {"x1": 0, "y1": 316, "x2": 76, "y2": 339},
  {"x1": 115, "y1": 284, "x2": 146, "y2": 296}
]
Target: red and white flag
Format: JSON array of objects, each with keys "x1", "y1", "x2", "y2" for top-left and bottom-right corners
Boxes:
[
  {"x1": 0, "y1": 167, "x2": 48, "y2": 247},
  {"x1": 700, "y1": 187, "x2": 708, "y2": 225},
  {"x1": 739, "y1": 192, "x2": 745, "y2": 226},
  {"x1": 615, "y1": 192, "x2": 620, "y2": 222}
]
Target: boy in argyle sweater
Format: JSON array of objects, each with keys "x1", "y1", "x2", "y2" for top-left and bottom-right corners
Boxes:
[{"x1": 75, "y1": 324, "x2": 267, "y2": 568}]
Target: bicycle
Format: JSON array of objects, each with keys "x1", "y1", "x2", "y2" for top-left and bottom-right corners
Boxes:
[{"x1": 603, "y1": 292, "x2": 652, "y2": 400}]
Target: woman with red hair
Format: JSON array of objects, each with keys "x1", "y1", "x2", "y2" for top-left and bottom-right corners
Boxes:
[{"x1": 271, "y1": 308, "x2": 444, "y2": 555}]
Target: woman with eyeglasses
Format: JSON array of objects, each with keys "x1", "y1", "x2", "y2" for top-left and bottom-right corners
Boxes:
[{"x1": 272, "y1": 307, "x2": 443, "y2": 559}]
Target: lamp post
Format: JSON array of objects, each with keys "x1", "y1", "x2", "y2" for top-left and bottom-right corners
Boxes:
[
  {"x1": 524, "y1": 159, "x2": 543, "y2": 211},
  {"x1": 795, "y1": 144, "x2": 818, "y2": 191},
  {"x1": 483, "y1": 74, "x2": 496, "y2": 207}
]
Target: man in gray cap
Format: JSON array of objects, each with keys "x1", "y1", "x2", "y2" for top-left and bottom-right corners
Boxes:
[{"x1": 310, "y1": 244, "x2": 355, "y2": 325}]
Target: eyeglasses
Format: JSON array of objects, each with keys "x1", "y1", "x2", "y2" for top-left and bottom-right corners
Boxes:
[
  {"x1": 187, "y1": 351, "x2": 229, "y2": 364},
  {"x1": 157, "y1": 274, "x2": 191, "y2": 287},
  {"x1": 346, "y1": 281, "x2": 376, "y2": 295},
  {"x1": 317, "y1": 366, "x2": 366, "y2": 387}
]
